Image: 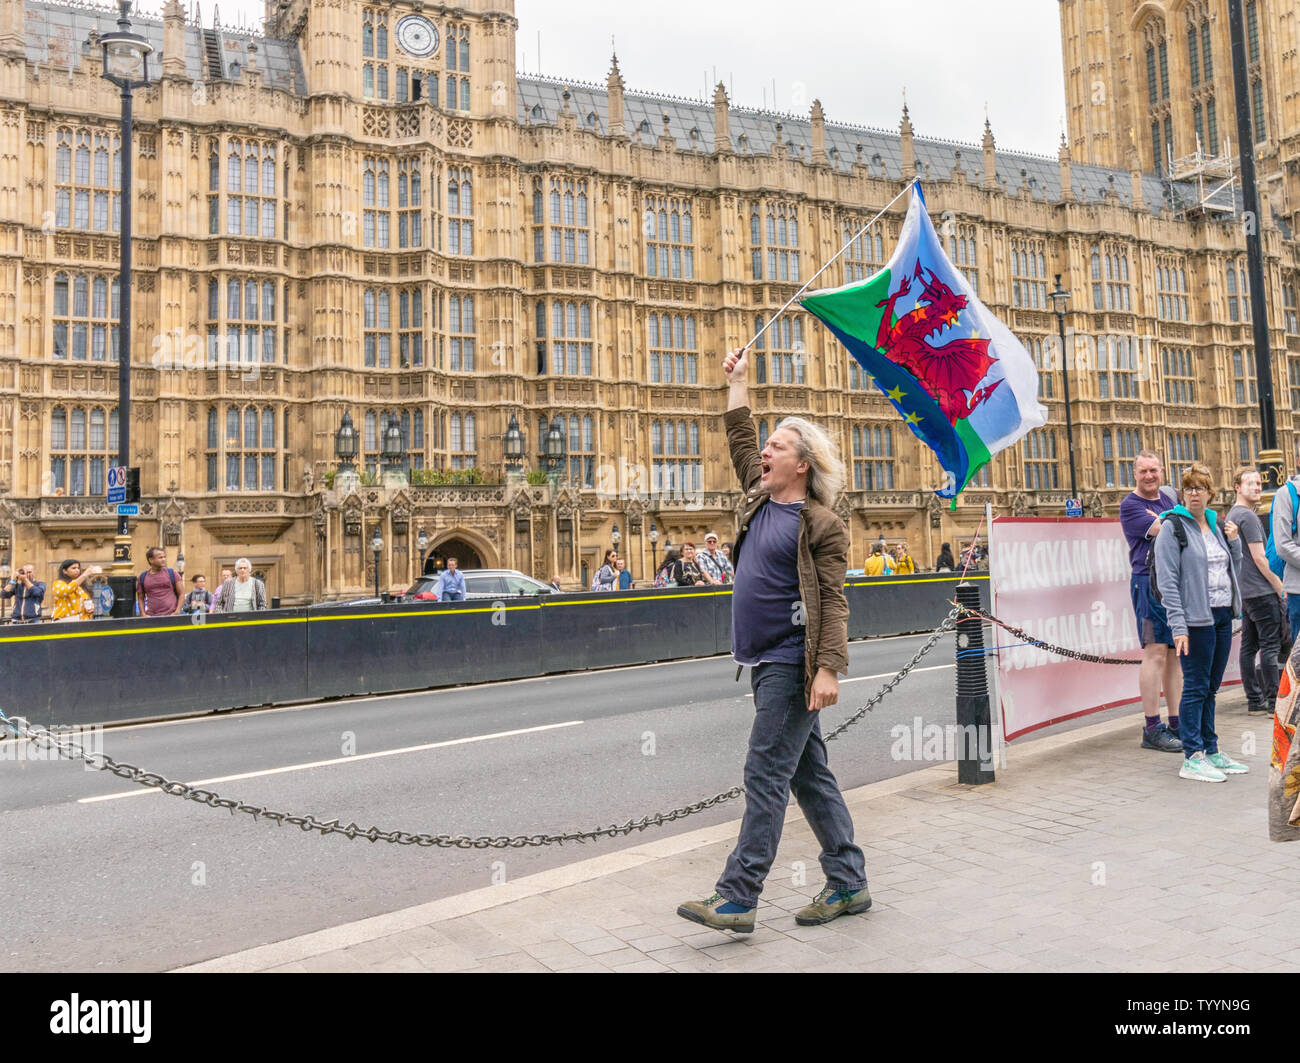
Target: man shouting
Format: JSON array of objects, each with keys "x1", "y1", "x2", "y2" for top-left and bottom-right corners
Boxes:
[{"x1": 677, "y1": 348, "x2": 870, "y2": 934}]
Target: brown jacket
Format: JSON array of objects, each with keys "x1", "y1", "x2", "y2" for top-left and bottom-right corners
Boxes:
[{"x1": 725, "y1": 406, "x2": 850, "y2": 702}]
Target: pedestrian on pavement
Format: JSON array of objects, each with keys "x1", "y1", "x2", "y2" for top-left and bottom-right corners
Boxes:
[
  {"x1": 1154, "y1": 463, "x2": 1249, "y2": 783},
  {"x1": 1119, "y1": 449, "x2": 1184, "y2": 753},
  {"x1": 591, "y1": 549, "x2": 619, "y2": 591},
  {"x1": 1270, "y1": 463, "x2": 1300, "y2": 645},
  {"x1": 862, "y1": 542, "x2": 892, "y2": 576},
  {"x1": 892, "y1": 543, "x2": 916, "y2": 575},
  {"x1": 653, "y1": 548, "x2": 680, "y2": 588},
  {"x1": 136, "y1": 546, "x2": 183, "y2": 617},
  {"x1": 549, "y1": 574, "x2": 563, "y2": 592},
  {"x1": 721, "y1": 542, "x2": 733, "y2": 564},
  {"x1": 669, "y1": 542, "x2": 713, "y2": 586},
  {"x1": 51, "y1": 559, "x2": 100, "y2": 621},
  {"x1": 935, "y1": 543, "x2": 956, "y2": 572},
  {"x1": 615, "y1": 557, "x2": 633, "y2": 590},
  {"x1": 2, "y1": 563, "x2": 45, "y2": 623},
  {"x1": 1228, "y1": 466, "x2": 1286, "y2": 716},
  {"x1": 697, "y1": 532, "x2": 735, "y2": 584},
  {"x1": 432, "y1": 557, "x2": 466, "y2": 602},
  {"x1": 210, "y1": 568, "x2": 234, "y2": 611},
  {"x1": 214, "y1": 558, "x2": 268, "y2": 613},
  {"x1": 677, "y1": 347, "x2": 868, "y2": 934},
  {"x1": 182, "y1": 574, "x2": 214, "y2": 615}
]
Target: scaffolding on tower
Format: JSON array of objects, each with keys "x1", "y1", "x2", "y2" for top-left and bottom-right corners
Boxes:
[{"x1": 1166, "y1": 136, "x2": 1238, "y2": 217}]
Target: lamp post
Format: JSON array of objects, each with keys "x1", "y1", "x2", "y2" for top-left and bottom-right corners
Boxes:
[
  {"x1": 176, "y1": 551, "x2": 185, "y2": 577},
  {"x1": 611, "y1": 523, "x2": 621, "y2": 552},
  {"x1": 1048, "y1": 274, "x2": 1079, "y2": 506},
  {"x1": 381, "y1": 412, "x2": 406, "y2": 486},
  {"x1": 335, "y1": 410, "x2": 358, "y2": 470},
  {"x1": 504, "y1": 413, "x2": 524, "y2": 474},
  {"x1": 648, "y1": 521, "x2": 659, "y2": 573},
  {"x1": 99, "y1": 0, "x2": 151, "y2": 617},
  {"x1": 371, "y1": 529, "x2": 383, "y2": 600},
  {"x1": 545, "y1": 416, "x2": 565, "y2": 485},
  {"x1": 416, "y1": 527, "x2": 429, "y2": 577},
  {"x1": 1227, "y1": 0, "x2": 1282, "y2": 491}
]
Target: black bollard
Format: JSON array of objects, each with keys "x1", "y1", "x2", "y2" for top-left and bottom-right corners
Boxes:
[{"x1": 955, "y1": 582, "x2": 995, "y2": 785}]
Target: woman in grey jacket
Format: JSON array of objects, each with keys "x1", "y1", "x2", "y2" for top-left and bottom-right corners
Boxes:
[{"x1": 1154, "y1": 464, "x2": 1248, "y2": 783}]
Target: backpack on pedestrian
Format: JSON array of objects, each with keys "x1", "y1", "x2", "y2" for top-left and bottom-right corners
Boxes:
[
  {"x1": 1265, "y1": 480, "x2": 1299, "y2": 580},
  {"x1": 1147, "y1": 515, "x2": 1189, "y2": 605}
]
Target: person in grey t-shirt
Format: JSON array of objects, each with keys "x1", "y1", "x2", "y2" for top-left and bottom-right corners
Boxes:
[{"x1": 1228, "y1": 466, "x2": 1285, "y2": 715}]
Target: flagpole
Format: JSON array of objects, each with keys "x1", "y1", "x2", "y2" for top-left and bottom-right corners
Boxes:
[{"x1": 742, "y1": 181, "x2": 915, "y2": 354}]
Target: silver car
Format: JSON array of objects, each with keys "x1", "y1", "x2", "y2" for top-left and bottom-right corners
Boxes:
[{"x1": 404, "y1": 568, "x2": 557, "y2": 601}]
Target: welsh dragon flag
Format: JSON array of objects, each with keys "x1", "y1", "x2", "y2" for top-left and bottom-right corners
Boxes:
[{"x1": 801, "y1": 182, "x2": 1047, "y2": 499}]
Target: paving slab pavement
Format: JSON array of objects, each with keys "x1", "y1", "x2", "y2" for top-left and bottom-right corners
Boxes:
[{"x1": 180, "y1": 692, "x2": 1298, "y2": 973}]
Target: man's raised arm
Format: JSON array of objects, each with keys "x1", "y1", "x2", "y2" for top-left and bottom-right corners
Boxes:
[{"x1": 722, "y1": 348, "x2": 762, "y2": 493}]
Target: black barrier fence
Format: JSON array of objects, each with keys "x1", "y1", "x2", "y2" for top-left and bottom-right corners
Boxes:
[{"x1": 1, "y1": 575, "x2": 989, "y2": 728}]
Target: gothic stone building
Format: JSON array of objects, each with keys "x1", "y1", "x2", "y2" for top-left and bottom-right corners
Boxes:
[{"x1": 0, "y1": 0, "x2": 1296, "y2": 601}]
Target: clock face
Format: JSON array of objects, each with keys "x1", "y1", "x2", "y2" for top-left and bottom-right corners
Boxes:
[{"x1": 395, "y1": 15, "x2": 438, "y2": 59}]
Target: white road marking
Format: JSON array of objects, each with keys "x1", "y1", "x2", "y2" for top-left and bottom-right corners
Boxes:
[
  {"x1": 744, "y1": 663, "x2": 954, "y2": 697},
  {"x1": 79, "y1": 720, "x2": 584, "y2": 803}
]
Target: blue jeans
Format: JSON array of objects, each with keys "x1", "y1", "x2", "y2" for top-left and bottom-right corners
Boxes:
[
  {"x1": 1176, "y1": 607, "x2": 1234, "y2": 757},
  {"x1": 1288, "y1": 594, "x2": 1300, "y2": 645},
  {"x1": 716, "y1": 662, "x2": 867, "y2": 908}
]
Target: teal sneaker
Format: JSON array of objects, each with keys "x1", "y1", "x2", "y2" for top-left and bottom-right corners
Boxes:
[
  {"x1": 794, "y1": 885, "x2": 872, "y2": 926},
  {"x1": 1179, "y1": 751, "x2": 1227, "y2": 783},
  {"x1": 1206, "y1": 752, "x2": 1249, "y2": 775},
  {"x1": 676, "y1": 892, "x2": 755, "y2": 933}
]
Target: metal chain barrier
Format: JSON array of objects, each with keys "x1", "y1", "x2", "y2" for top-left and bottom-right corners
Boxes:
[
  {"x1": 0, "y1": 609, "x2": 960, "y2": 849},
  {"x1": 951, "y1": 601, "x2": 1141, "y2": 666}
]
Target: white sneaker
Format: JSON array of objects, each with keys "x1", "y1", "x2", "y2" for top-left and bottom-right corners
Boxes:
[
  {"x1": 1179, "y1": 751, "x2": 1227, "y2": 783},
  {"x1": 1206, "y1": 752, "x2": 1249, "y2": 775}
]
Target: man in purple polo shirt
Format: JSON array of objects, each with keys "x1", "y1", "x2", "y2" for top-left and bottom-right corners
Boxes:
[{"x1": 1119, "y1": 450, "x2": 1183, "y2": 752}]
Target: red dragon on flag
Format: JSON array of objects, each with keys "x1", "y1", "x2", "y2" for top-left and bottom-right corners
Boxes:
[{"x1": 874, "y1": 261, "x2": 1004, "y2": 425}]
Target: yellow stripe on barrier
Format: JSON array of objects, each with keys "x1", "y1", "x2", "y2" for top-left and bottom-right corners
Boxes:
[
  {"x1": 844, "y1": 575, "x2": 989, "y2": 588},
  {"x1": 0, "y1": 616, "x2": 307, "y2": 644},
  {"x1": 548, "y1": 591, "x2": 730, "y2": 607},
  {"x1": 0, "y1": 578, "x2": 981, "y2": 642}
]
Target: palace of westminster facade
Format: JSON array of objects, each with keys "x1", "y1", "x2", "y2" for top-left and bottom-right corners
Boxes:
[{"x1": 0, "y1": 0, "x2": 1298, "y2": 601}]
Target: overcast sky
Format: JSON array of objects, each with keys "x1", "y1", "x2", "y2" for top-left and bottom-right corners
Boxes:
[{"x1": 145, "y1": 0, "x2": 1067, "y2": 156}]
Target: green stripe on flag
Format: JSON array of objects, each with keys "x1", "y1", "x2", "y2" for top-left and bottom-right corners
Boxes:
[
  {"x1": 800, "y1": 273, "x2": 893, "y2": 342},
  {"x1": 955, "y1": 417, "x2": 991, "y2": 491}
]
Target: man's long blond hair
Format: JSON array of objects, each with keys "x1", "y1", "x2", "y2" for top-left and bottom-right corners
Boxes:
[{"x1": 774, "y1": 417, "x2": 845, "y2": 508}]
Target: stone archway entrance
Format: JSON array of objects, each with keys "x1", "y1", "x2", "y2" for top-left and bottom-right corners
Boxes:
[{"x1": 424, "y1": 536, "x2": 488, "y2": 575}]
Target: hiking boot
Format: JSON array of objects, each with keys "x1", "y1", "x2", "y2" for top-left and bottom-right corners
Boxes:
[
  {"x1": 1179, "y1": 751, "x2": 1227, "y2": 783},
  {"x1": 676, "y1": 892, "x2": 755, "y2": 933},
  {"x1": 1207, "y1": 752, "x2": 1249, "y2": 775},
  {"x1": 794, "y1": 885, "x2": 873, "y2": 926},
  {"x1": 1141, "y1": 724, "x2": 1183, "y2": 752},
  {"x1": 1247, "y1": 703, "x2": 1273, "y2": 716}
]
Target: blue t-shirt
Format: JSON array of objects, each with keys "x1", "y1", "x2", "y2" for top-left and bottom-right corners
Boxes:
[
  {"x1": 1120, "y1": 488, "x2": 1178, "y2": 577},
  {"x1": 731, "y1": 498, "x2": 805, "y2": 666}
]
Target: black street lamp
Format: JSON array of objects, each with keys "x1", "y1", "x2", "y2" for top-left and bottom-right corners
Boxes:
[
  {"x1": 417, "y1": 527, "x2": 429, "y2": 576},
  {"x1": 371, "y1": 529, "x2": 383, "y2": 600},
  {"x1": 611, "y1": 523, "x2": 621, "y2": 551},
  {"x1": 1048, "y1": 274, "x2": 1079, "y2": 506},
  {"x1": 382, "y1": 413, "x2": 405, "y2": 467},
  {"x1": 648, "y1": 521, "x2": 659, "y2": 572},
  {"x1": 504, "y1": 413, "x2": 524, "y2": 472},
  {"x1": 545, "y1": 416, "x2": 565, "y2": 483},
  {"x1": 99, "y1": 0, "x2": 151, "y2": 618},
  {"x1": 334, "y1": 410, "x2": 358, "y2": 471}
]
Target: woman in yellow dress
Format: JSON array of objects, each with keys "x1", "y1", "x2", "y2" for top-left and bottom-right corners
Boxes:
[{"x1": 51, "y1": 559, "x2": 101, "y2": 621}]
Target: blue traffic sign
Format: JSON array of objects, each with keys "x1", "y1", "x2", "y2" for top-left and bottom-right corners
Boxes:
[
  {"x1": 116, "y1": 503, "x2": 139, "y2": 516},
  {"x1": 1065, "y1": 498, "x2": 1083, "y2": 517},
  {"x1": 107, "y1": 487, "x2": 126, "y2": 504}
]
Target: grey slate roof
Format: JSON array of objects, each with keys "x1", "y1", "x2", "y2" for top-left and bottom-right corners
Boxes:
[
  {"x1": 24, "y1": 0, "x2": 305, "y2": 95},
  {"x1": 518, "y1": 74, "x2": 1241, "y2": 217}
]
